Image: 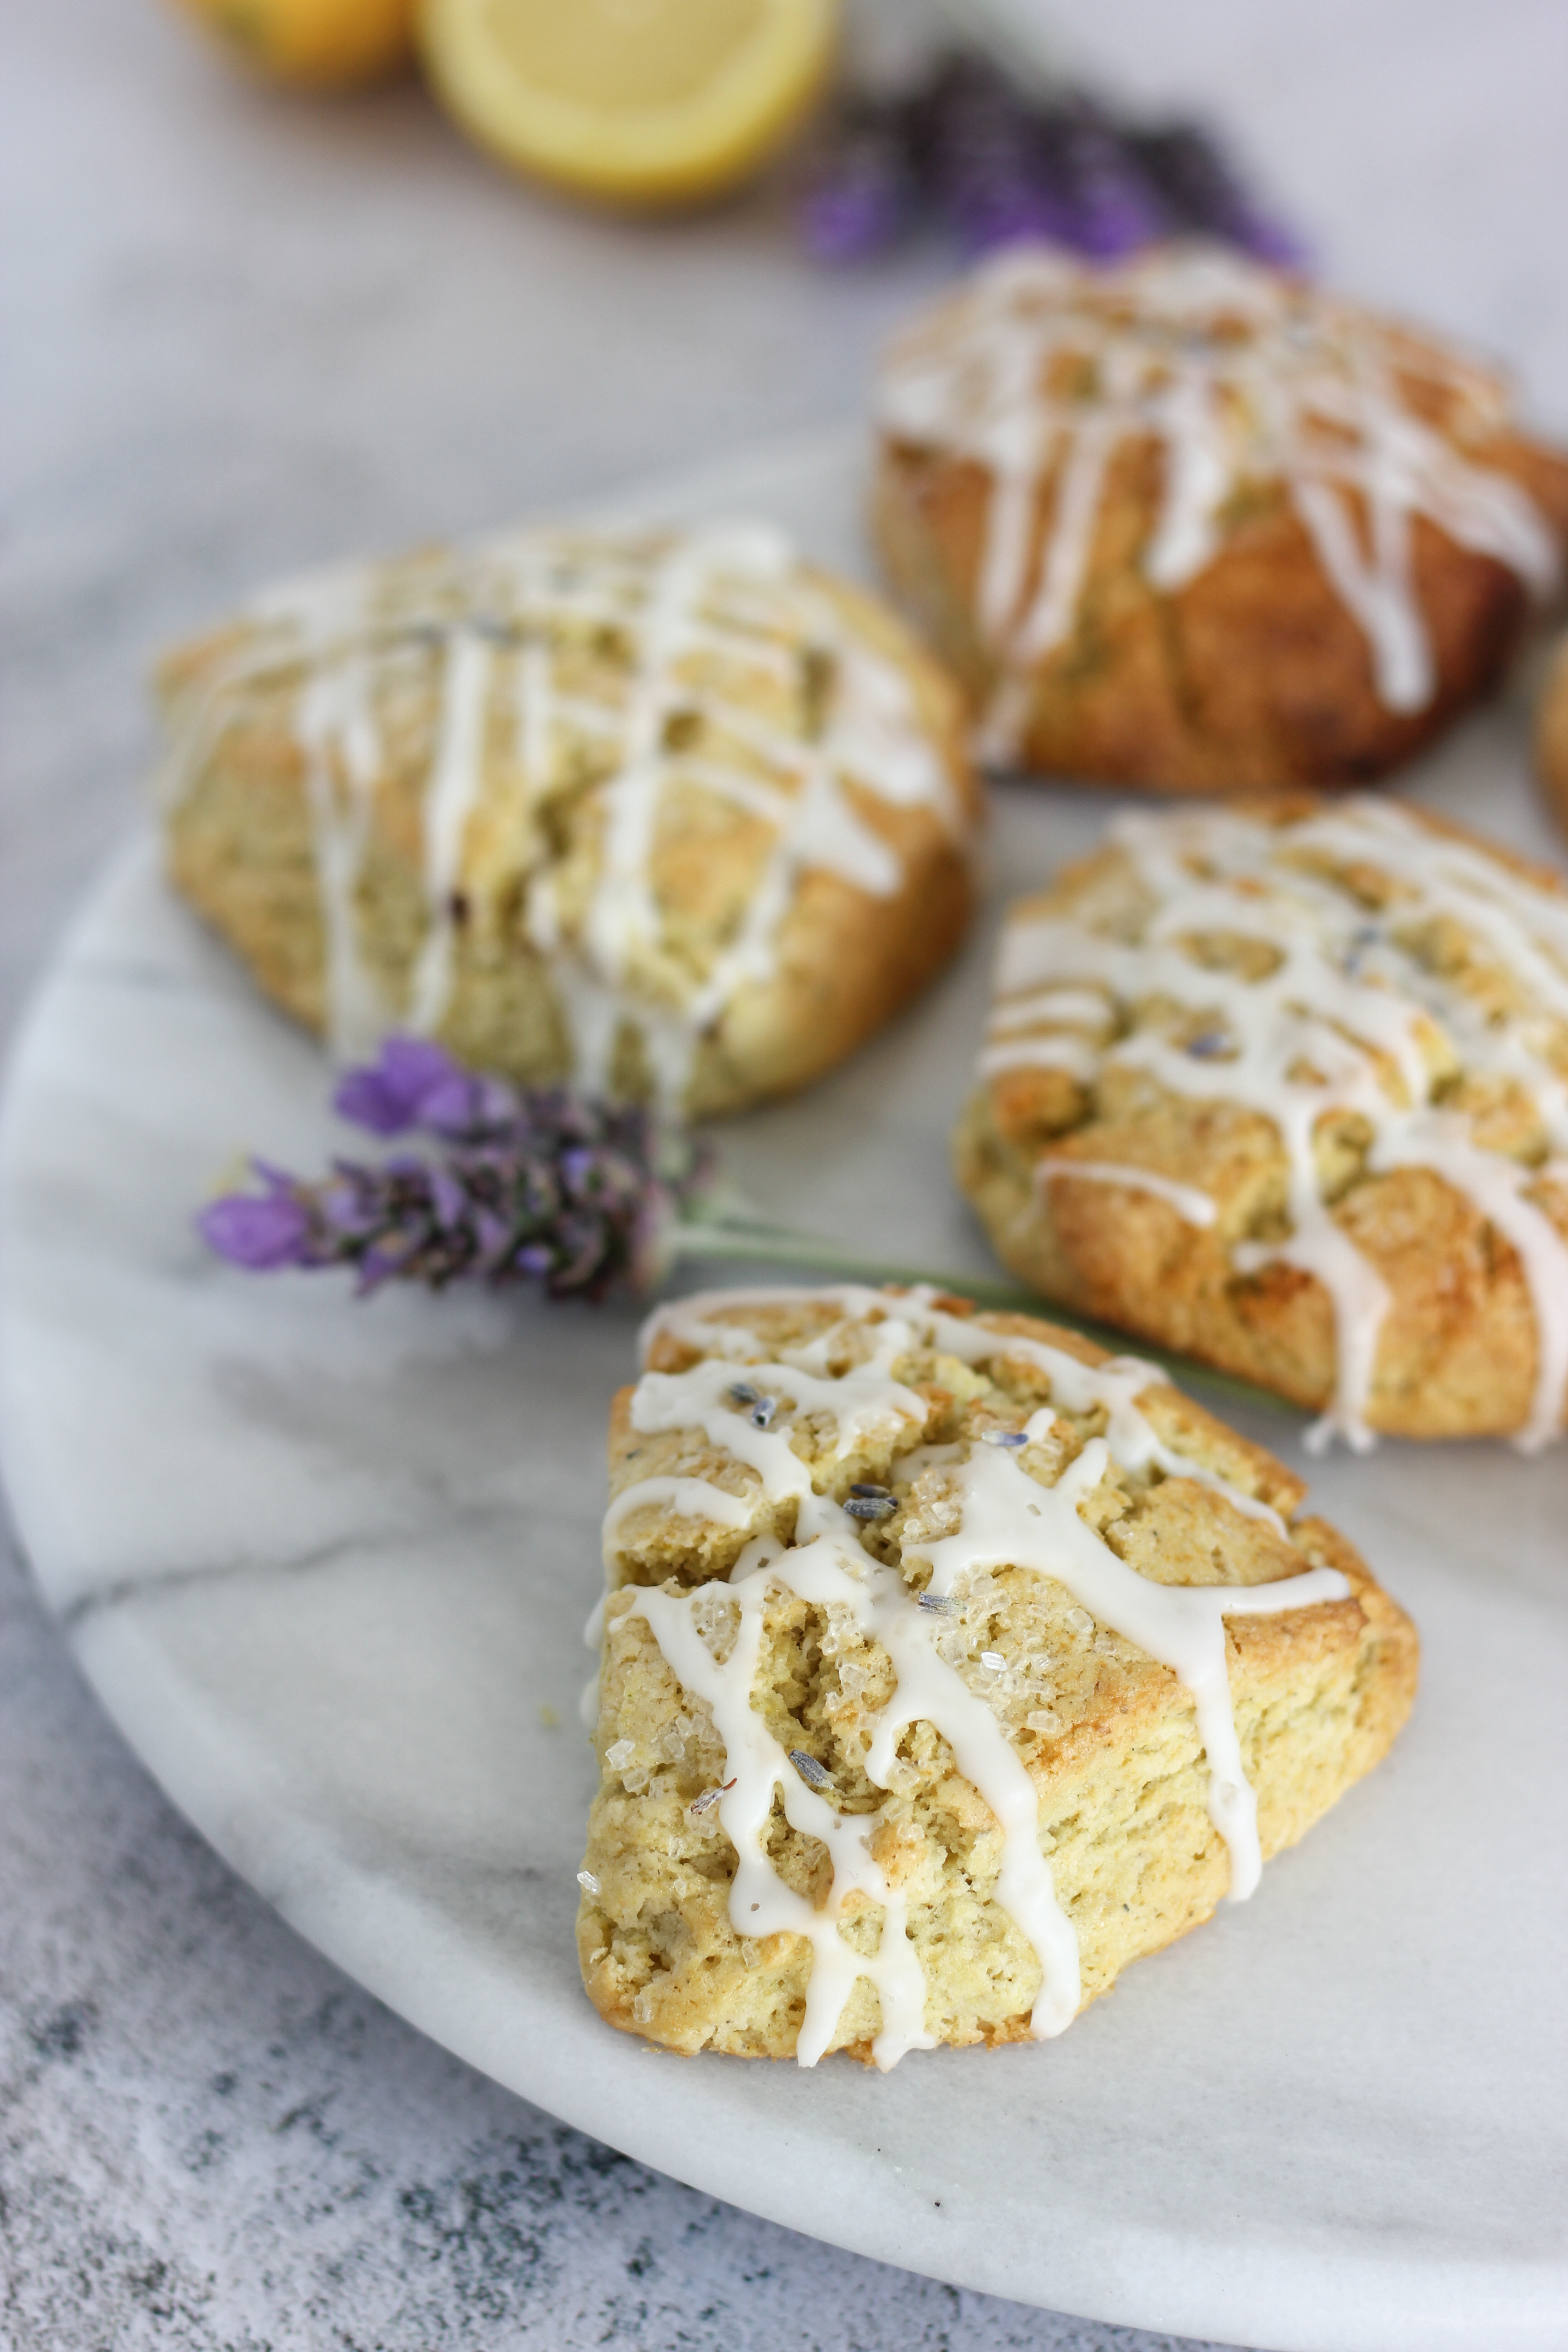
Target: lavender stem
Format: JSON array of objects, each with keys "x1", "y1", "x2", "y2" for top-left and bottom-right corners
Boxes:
[{"x1": 666, "y1": 1213, "x2": 1039, "y2": 1307}]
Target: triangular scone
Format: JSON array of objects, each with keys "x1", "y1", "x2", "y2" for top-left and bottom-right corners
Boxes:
[
  {"x1": 576, "y1": 1284, "x2": 1417, "y2": 2067},
  {"x1": 155, "y1": 523, "x2": 977, "y2": 1120}
]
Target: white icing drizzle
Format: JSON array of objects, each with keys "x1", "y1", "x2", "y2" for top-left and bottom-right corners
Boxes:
[
  {"x1": 601, "y1": 1284, "x2": 1347, "y2": 2068},
  {"x1": 600, "y1": 1473, "x2": 754, "y2": 1568},
  {"x1": 985, "y1": 798, "x2": 1568, "y2": 1450},
  {"x1": 297, "y1": 657, "x2": 388, "y2": 1059},
  {"x1": 628, "y1": 1548, "x2": 941, "y2": 2068},
  {"x1": 579, "y1": 1591, "x2": 606, "y2": 1731},
  {"x1": 917, "y1": 1437, "x2": 1344, "y2": 1898},
  {"x1": 877, "y1": 242, "x2": 1560, "y2": 752},
  {"x1": 989, "y1": 984, "x2": 1111, "y2": 1033},
  {"x1": 406, "y1": 630, "x2": 495, "y2": 1037},
  {"x1": 1037, "y1": 1158, "x2": 1220, "y2": 1228},
  {"x1": 979, "y1": 1033, "x2": 1099, "y2": 1082},
  {"x1": 160, "y1": 524, "x2": 963, "y2": 1107}
]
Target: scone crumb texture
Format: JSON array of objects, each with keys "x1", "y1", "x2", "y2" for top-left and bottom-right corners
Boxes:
[
  {"x1": 156, "y1": 521, "x2": 977, "y2": 1119},
  {"x1": 576, "y1": 1282, "x2": 1417, "y2": 2068},
  {"x1": 965, "y1": 794, "x2": 1568, "y2": 1449}
]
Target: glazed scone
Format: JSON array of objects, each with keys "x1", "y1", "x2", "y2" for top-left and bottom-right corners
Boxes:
[
  {"x1": 156, "y1": 523, "x2": 980, "y2": 1118},
  {"x1": 576, "y1": 1283, "x2": 1416, "y2": 2067},
  {"x1": 874, "y1": 242, "x2": 1568, "y2": 791},
  {"x1": 956, "y1": 796, "x2": 1568, "y2": 1449}
]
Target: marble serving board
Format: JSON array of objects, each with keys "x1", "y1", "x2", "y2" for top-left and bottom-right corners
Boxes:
[{"x1": 1, "y1": 431, "x2": 1565, "y2": 2352}]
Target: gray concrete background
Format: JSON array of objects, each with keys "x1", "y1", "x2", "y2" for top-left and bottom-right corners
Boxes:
[{"x1": 4, "y1": 3, "x2": 1564, "y2": 2343}]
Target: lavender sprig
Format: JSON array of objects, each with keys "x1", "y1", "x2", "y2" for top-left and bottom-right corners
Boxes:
[
  {"x1": 198, "y1": 1038, "x2": 1293, "y2": 1416},
  {"x1": 199, "y1": 1039, "x2": 712, "y2": 1301},
  {"x1": 200, "y1": 1035, "x2": 1061, "y2": 1310}
]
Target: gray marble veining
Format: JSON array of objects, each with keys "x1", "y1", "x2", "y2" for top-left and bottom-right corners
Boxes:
[{"x1": 3, "y1": 1541, "x2": 1234, "y2": 2352}]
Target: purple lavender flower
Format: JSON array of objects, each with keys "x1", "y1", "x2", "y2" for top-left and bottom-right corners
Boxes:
[
  {"x1": 1126, "y1": 121, "x2": 1308, "y2": 268},
  {"x1": 915, "y1": 61, "x2": 1175, "y2": 262},
  {"x1": 1039, "y1": 96, "x2": 1166, "y2": 261},
  {"x1": 201, "y1": 1039, "x2": 713, "y2": 1303},
  {"x1": 795, "y1": 99, "x2": 919, "y2": 262},
  {"x1": 919, "y1": 54, "x2": 1082, "y2": 256},
  {"x1": 198, "y1": 1190, "x2": 313, "y2": 1270},
  {"x1": 332, "y1": 1038, "x2": 453, "y2": 1134},
  {"x1": 793, "y1": 51, "x2": 1304, "y2": 276},
  {"x1": 332, "y1": 1036, "x2": 514, "y2": 1139}
]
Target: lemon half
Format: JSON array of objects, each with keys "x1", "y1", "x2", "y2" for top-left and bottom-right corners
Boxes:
[{"x1": 419, "y1": 0, "x2": 837, "y2": 207}]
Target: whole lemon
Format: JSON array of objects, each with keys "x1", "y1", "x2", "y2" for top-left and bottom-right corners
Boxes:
[{"x1": 167, "y1": 0, "x2": 417, "y2": 88}]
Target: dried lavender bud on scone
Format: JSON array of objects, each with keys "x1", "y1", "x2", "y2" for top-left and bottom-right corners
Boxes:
[
  {"x1": 873, "y1": 243, "x2": 1568, "y2": 791},
  {"x1": 576, "y1": 1284, "x2": 1416, "y2": 2066},
  {"x1": 156, "y1": 524, "x2": 980, "y2": 1119},
  {"x1": 955, "y1": 797, "x2": 1568, "y2": 1448}
]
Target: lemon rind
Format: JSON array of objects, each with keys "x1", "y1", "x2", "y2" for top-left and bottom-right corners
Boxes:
[{"x1": 418, "y1": 0, "x2": 838, "y2": 206}]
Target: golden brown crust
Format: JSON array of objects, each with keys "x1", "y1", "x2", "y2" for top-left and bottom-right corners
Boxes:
[
  {"x1": 956, "y1": 1089, "x2": 1568, "y2": 1435},
  {"x1": 157, "y1": 534, "x2": 981, "y2": 1118},
  {"x1": 953, "y1": 796, "x2": 1568, "y2": 1439},
  {"x1": 577, "y1": 1288, "x2": 1417, "y2": 2061},
  {"x1": 872, "y1": 253, "x2": 1568, "y2": 794},
  {"x1": 1536, "y1": 630, "x2": 1568, "y2": 842},
  {"x1": 875, "y1": 436, "x2": 1567, "y2": 794}
]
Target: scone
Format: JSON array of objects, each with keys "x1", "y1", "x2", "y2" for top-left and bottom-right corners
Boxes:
[
  {"x1": 873, "y1": 242, "x2": 1568, "y2": 790},
  {"x1": 576, "y1": 1282, "x2": 1416, "y2": 2067},
  {"x1": 156, "y1": 522, "x2": 980, "y2": 1118},
  {"x1": 955, "y1": 795, "x2": 1568, "y2": 1450}
]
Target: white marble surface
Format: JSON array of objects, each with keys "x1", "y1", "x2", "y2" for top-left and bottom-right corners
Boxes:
[
  {"x1": 4, "y1": 4, "x2": 1568, "y2": 2347},
  {"x1": 5, "y1": 427, "x2": 1568, "y2": 2348}
]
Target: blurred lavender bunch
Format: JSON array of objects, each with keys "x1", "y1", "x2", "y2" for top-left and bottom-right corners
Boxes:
[
  {"x1": 796, "y1": 52, "x2": 1303, "y2": 269},
  {"x1": 199, "y1": 1039, "x2": 715, "y2": 1302}
]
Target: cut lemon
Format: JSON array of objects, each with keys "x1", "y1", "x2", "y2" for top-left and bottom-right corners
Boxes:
[
  {"x1": 418, "y1": 0, "x2": 838, "y2": 207},
  {"x1": 168, "y1": 0, "x2": 417, "y2": 86}
]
